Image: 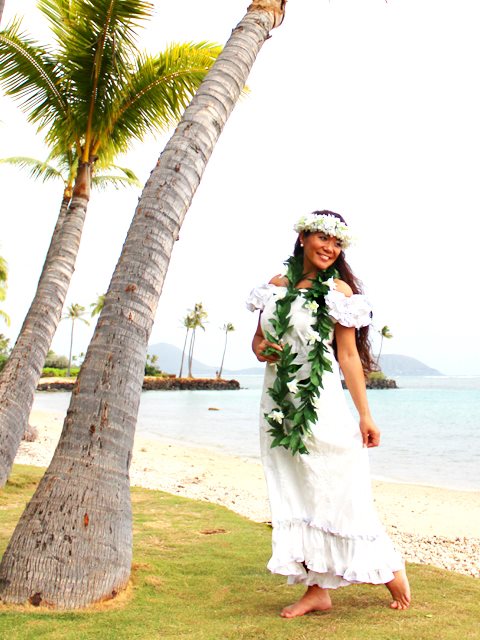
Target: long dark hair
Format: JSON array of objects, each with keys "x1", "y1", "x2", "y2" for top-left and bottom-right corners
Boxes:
[{"x1": 293, "y1": 210, "x2": 375, "y2": 375}]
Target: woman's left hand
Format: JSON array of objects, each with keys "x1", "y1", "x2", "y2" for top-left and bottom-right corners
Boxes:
[{"x1": 359, "y1": 417, "x2": 380, "y2": 448}]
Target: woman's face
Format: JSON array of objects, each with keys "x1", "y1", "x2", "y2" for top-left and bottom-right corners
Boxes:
[{"x1": 301, "y1": 231, "x2": 342, "y2": 272}]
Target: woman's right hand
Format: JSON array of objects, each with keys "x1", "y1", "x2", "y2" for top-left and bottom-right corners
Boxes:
[{"x1": 254, "y1": 338, "x2": 283, "y2": 363}]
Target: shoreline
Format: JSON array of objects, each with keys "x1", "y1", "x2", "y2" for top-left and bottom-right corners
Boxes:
[{"x1": 13, "y1": 409, "x2": 480, "y2": 579}]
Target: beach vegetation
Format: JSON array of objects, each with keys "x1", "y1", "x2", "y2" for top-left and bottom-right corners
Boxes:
[
  {"x1": 0, "y1": 0, "x2": 221, "y2": 486},
  {"x1": 0, "y1": 465, "x2": 479, "y2": 639},
  {"x1": 0, "y1": 1, "x2": 286, "y2": 609}
]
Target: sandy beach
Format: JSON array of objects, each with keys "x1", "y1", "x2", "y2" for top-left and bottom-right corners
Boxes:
[{"x1": 14, "y1": 409, "x2": 480, "y2": 579}]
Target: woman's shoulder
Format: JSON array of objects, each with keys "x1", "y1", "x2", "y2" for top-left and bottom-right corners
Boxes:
[
  {"x1": 269, "y1": 274, "x2": 288, "y2": 287},
  {"x1": 245, "y1": 278, "x2": 286, "y2": 312},
  {"x1": 333, "y1": 278, "x2": 353, "y2": 297}
]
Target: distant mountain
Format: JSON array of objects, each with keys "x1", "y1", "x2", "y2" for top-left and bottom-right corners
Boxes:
[
  {"x1": 147, "y1": 342, "x2": 262, "y2": 377},
  {"x1": 377, "y1": 354, "x2": 442, "y2": 376},
  {"x1": 148, "y1": 343, "x2": 441, "y2": 377}
]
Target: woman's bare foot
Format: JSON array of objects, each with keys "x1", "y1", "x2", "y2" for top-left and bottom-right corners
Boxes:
[
  {"x1": 281, "y1": 585, "x2": 332, "y2": 618},
  {"x1": 386, "y1": 569, "x2": 411, "y2": 610}
]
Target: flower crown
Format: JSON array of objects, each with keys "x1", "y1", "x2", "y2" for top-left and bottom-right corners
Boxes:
[{"x1": 293, "y1": 213, "x2": 353, "y2": 249}]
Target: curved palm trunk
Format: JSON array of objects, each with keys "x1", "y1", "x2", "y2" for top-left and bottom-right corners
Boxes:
[
  {"x1": 178, "y1": 328, "x2": 189, "y2": 377},
  {"x1": 0, "y1": 166, "x2": 90, "y2": 487},
  {"x1": 218, "y1": 332, "x2": 229, "y2": 379},
  {"x1": 0, "y1": 0, "x2": 5, "y2": 26},
  {"x1": 187, "y1": 329, "x2": 196, "y2": 378},
  {"x1": 0, "y1": 1, "x2": 285, "y2": 609}
]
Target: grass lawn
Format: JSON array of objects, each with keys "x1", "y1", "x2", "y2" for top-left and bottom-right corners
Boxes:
[{"x1": 0, "y1": 465, "x2": 479, "y2": 640}]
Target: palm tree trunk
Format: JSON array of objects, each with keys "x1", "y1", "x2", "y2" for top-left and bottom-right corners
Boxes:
[
  {"x1": 0, "y1": 1, "x2": 285, "y2": 608},
  {"x1": 376, "y1": 336, "x2": 384, "y2": 368},
  {"x1": 0, "y1": 0, "x2": 5, "y2": 26},
  {"x1": 188, "y1": 329, "x2": 196, "y2": 378},
  {"x1": 218, "y1": 332, "x2": 228, "y2": 379},
  {"x1": 0, "y1": 166, "x2": 90, "y2": 487},
  {"x1": 178, "y1": 328, "x2": 189, "y2": 377}
]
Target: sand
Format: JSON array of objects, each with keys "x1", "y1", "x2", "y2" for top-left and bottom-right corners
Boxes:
[{"x1": 13, "y1": 409, "x2": 480, "y2": 578}]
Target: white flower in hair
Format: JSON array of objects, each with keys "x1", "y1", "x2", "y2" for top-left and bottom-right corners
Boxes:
[{"x1": 293, "y1": 213, "x2": 353, "y2": 248}]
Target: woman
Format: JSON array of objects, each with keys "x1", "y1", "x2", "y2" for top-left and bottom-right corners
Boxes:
[{"x1": 247, "y1": 210, "x2": 410, "y2": 618}]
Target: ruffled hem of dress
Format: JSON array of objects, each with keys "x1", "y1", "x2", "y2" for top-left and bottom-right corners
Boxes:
[{"x1": 268, "y1": 519, "x2": 404, "y2": 589}]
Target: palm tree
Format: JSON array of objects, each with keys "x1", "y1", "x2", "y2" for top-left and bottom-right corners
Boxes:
[
  {"x1": 0, "y1": 0, "x2": 286, "y2": 608},
  {"x1": 217, "y1": 322, "x2": 235, "y2": 379},
  {"x1": 187, "y1": 302, "x2": 208, "y2": 378},
  {"x1": 178, "y1": 311, "x2": 195, "y2": 378},
  {"x1": 62, "y1": 303, "x2": 90, "y2": 376},
  {"x1": 0, "y1": 255, "x2": 9, "y2": 326},
  {"x1": 0, "y1": 1, "x2": 220, "y2": 485},
  {"x1": 376, "y1": 325, "x2": 393, "y2": 368}
]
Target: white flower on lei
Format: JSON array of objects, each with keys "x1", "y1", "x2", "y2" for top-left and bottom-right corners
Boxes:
[
  {"x1": 305, "y1": 300, "x2": 319, "y2": 312},
  {"x1": 267, "y1": 409, "x2": 284, "y2": 423},
  {"x1": 306, "y1": 329, "x2": 322, "y2": 345},
  {"x1": 326, "y1": 277, "x2": 337, "y2": 290},
  {"x1": 287, "y1": 380, "x2": 299, "y2": 394}
]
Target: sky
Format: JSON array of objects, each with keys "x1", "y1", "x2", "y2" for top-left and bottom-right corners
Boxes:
[{"x1": 1, "y1": 0, "x2": 480, "y2": 375}]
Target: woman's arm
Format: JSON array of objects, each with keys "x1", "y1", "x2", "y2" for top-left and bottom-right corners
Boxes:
[
  {"x1": 335, "y1": 322, "x2": 380, "y2": 448},
  {"x1": 252, "y1": 315, "x2": 282, "y2": 363}
]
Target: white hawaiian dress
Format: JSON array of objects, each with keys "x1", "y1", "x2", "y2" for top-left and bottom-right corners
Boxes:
[{"x1": 246, "y1": 284, "x2": 404, "y2": 588}]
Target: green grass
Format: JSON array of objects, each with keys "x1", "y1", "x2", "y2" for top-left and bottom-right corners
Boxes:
[{"x1": 1, "y1": 465, "x2": 479, "y2": 640}]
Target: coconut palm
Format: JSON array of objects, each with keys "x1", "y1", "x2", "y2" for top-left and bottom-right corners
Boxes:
[
  {"x1": 178, "y1": 310, "x2": 195, "y2": 378},
  {"x1": 0, "y1": 0, "x2": 286, "y2": 608},
  {"x1": 187, "y1": 302, "x2": 208, "y2": 378},
  {"x1": 376, "y1": 325, "x2": 393, "y2": 367},
  {"x1": 217, "y1": 322, "x2": 235, "y2": 379},
  {"x1": 62, "y1": 303, "x2": 90, "y2": 376},
  {"x1": 0, "y1": 0, "x2": 220, "y2": 485}
]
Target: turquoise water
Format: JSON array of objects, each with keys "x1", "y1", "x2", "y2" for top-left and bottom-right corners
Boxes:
[{"x1": 32, "y1": 374, "x2": 480, "y2": 492}]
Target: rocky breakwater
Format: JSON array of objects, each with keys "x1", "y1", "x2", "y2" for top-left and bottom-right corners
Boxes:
[
  {"x1": 142, "y1": 377, "x2": 240, "y2": 390},
  {"x1": 37, "y1": 376, "x2": 241, "y2": 391}
]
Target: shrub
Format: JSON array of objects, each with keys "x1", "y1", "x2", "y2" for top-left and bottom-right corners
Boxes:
[
  {"x1": 368, "y1": 370, "x2": 386, "y2": 381},
  {"x1": 41, "y1": 367, "x2": 80, "y2": 378},
  {"x1": 44, "y1": 353, "x2": 69, "y2": 369}
]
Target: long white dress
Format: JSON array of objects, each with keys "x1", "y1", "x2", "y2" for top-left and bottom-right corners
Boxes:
[{"x1": 246, "y1": 283, "x2": 404, "y2": 589}]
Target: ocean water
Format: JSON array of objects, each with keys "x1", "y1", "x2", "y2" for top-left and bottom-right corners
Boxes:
[{"x1": 32, "y1": 374, "x2": 480, "y2": 492}]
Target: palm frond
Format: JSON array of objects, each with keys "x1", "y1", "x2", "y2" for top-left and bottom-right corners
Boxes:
[
  {"x1": 0, "y1": 309, "x2": 10, "y2": 326},
  {"x1": 0, "y1": 256, "x2": 7, "y2": 282},
  {"x1": 0, "y1": 18, "x2": 74, "y2": 136},
  {"x1": 98, "y1": 42, "x2": 221, "y2": 152},
  {"x1": 0, "y1": 156, "x2": 65, "y2": 183},
  {"x1": 37, "y1": 0, "x2": 154, "y2": 156},
  {"x1": 92, "y1": 173, "x2": 141, "y2": 191}
]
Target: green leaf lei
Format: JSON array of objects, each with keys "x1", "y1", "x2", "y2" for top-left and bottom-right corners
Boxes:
[{"x1": 263, "y1": 254, "x2": 339, "y2": 456}]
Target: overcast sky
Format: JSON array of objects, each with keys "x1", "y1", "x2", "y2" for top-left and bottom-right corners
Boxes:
[{"x1": 1, "y1": 0, "x2": 480, "y2": 375}]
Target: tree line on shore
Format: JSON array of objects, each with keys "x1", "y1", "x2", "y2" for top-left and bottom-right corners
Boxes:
[{"x1": 0, "y1": 0, "x2": 286, "y2": 609}]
